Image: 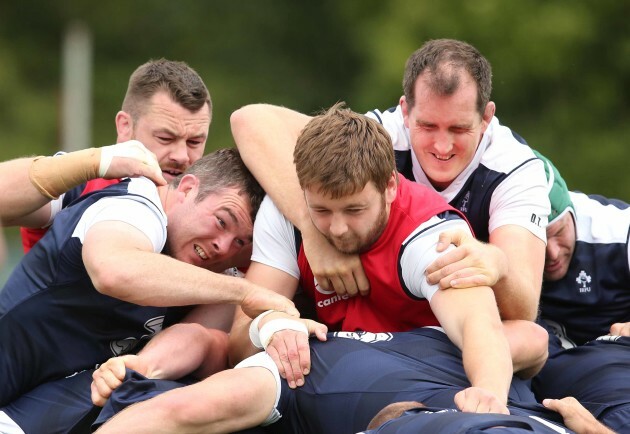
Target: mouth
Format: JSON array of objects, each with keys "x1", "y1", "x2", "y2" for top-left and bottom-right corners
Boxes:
[
  {"x1": 432, "y1": 153, "x2": 454, "y2": 161},
  {"x1": 194, "y1": 244, "x2": 209, "y2": 260},
  {"x1": 544, "y1": 261, "x2": 561, "y2": 273},
  {"x1": 162, "y1": 169, "x2": 184, "y2": 181}
]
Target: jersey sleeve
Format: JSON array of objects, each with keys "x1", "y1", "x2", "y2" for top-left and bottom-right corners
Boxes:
[
  {"x1": 488, "y1": 158, "x2": 549, "y2": 243},
  {"x1": 72, "y1": 178, "x2": 167, "y2": 252},
  {"x1": 365, "y1": 105, "x2": 411, "y2": 152},
  {"x1": 399, "y1": 213, "x2": 471, "y2": 301},
  {"x1": 251, "y1": 196, "x2": 300, "y2": 279}
]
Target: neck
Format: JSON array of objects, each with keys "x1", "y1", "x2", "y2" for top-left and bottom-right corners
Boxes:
[{"x1": 157, "y1": 185, "x2": 172, "y2": 210}]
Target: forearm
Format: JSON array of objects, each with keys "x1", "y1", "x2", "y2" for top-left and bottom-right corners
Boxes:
[
  {"x1": 138, "y1": 323, "x2": 228, "y2": 381},
  {"x1": 0, "y1": 157, "x2": 52, "y2": 225},
  {"x1": 490, "y1": 227, "x2": 545, "y2": 321},
  {"x1": 462, "y1": 314, "x2": 512, "y2": 403},
  {"x1": 493, "y1": 265, "x2": 542, "y2": 321},
  {"x1": 228, "y1": 308, "x2": 262, "y2": 367},
  {"x1": 88, "y1": 248, "x2": 253, "y2": 307}
]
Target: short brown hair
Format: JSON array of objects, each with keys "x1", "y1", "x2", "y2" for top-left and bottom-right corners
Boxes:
[
  {"x1": 294, "y1": 103, "x2": 396, "y2": 198},
  {"x1": 403, "y1": 39, "x2": 492, "y2": 115},
  {"x1": 171, "y1": 148, "x2": 264, "y2": 222},
  {"x1": 122, "y1": 58, "x2": 212, "y2": 120}
]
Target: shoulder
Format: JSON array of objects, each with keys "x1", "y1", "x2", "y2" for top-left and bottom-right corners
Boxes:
[
  {"x1": 481, "y1": 117, "x2": 541, "y2": 175},
  {"x1": 365, "y1": 105, "x2": 409, "y2": 151},
  {"x1": 571, "y1": 191, "x2": 630, "y2": 244}
]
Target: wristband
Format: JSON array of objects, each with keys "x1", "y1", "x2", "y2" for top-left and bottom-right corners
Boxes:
[
  {"x1": 259, "y1": 318, "x2": 308, "y2": 350},
  {"x1": 249, "y1": 310, "x2": 275, "y2": 349}
]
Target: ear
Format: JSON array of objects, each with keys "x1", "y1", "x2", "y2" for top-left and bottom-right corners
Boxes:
[
  {"x1": 400, "y1": 96, "x2": 410, "y2": 129},
  {"x1": 115, "y1": 111, "x2": 134, "y2": 142},
  {"x1": 480, "y1": 102, "x2": 496, "y2": 134},
  {"x1": 385, "y1": 171, "x2": 398, "y2": 205},
  {"x1": 175, "y1": 174, "x2": 200, "y2": 201}
]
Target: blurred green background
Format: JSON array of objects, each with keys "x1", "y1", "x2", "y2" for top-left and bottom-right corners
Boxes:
[{"x1": 1, "y1": 0, "x2": 629, "y2": 281}]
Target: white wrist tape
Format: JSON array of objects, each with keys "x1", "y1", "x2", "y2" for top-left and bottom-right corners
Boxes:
[
  {"x1": 259, "y1": 318, "x2": 309, "y2": 350},
  {"x1": 249, "y1": 310, "x2": 275, "y2": 349},
  {"x1": 99, "y1": 140, "x2": 159, "y2": 177}
]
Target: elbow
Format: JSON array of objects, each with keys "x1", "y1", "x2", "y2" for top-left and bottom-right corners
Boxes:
[
  {"x1": 89, "y1": 263, "x2": 135, "y2": 302},
  {"x1": 230, "y1": 104, "x2": 265, "y2": 142}
]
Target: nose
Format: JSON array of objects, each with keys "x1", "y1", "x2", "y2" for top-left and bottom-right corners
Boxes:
[
  {"x1": 168, "y1": 140, "x2": 190, "y2": 166},
  {"x1": 546, "y1": 239, "x2": 559, "y2": 262},
  {"x1": 212, "y1": 234, "x2": 233, "y2": 256},
  {"x1": 329, "y1": 214, "x2": 348, "y2": 237},
  {"x1": 433, "y1": 131, "x2": 453, "y2": 154}
]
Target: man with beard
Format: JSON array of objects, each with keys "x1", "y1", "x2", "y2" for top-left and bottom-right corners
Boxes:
[{"x1": 90, "y1": 104, "x2": 547, "y2": 434}]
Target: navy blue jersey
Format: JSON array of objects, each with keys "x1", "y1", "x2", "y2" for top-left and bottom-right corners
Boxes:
[
  {"x1": 0, "y1": 180, "x2": 188, "y2": 405},
  {"x1": 540, "y1": 193, "x2": 630, "y2": 346},
  {"x1": 1, "y1": 369, "x2": 98, "y2": 434},
  {"x1": 92, "y1": 328, "x2": 538, "y2": 434},
  {"x1": 273, "y1": 328, "x2": 537, "y2": 434},
  {"x1": 532, "y1": 336, "x2": 630, "y2": 433},
  {"x1": 360, "y1": 404, "x2": 574, "y2": 434}
]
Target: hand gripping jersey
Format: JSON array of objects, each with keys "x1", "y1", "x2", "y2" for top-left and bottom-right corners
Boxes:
[
  {"x1": 297, "y1": 175, "x2": 467, "y2": 332},
  {"x1": 540, "y1": 192, "x2": 630, "y2": 347},
  {"x1": 0, "y1": 179, "x2": 187, "y2": 405},
  {"x1": 366, "y1": 106, "x2": 549, "y2": 243}
]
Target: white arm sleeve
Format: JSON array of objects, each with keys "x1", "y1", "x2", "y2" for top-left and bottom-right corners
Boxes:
[
  {"x1": 365, "y1": 105, "x2": 411, "y2": 151},
  {"x1": 489, "y1": 158, "x2": 549, "y2": 243},
  {"x1": 400, "y1": 215, "x2": 472, "y2": 301},
  {"x1": 71, "y1": 179, "x2": 167, "y2": 252},
  {"x1": 251, "y1": 196, "x2": 300, "y2": 279}
]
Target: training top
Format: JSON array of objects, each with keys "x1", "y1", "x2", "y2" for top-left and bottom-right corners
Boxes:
[
  {"x1": 252, "y1": 175, "x2": 470, "y2": 332},
  {"x1": 540, "y1": 192, "x2": 630, "y2": 347},
  {"x1": 366, "y1": 105, "x2": 549, "y2": 243},
  {"x1": 0, "y1": 178, "x2": 186, "y2": 405}
]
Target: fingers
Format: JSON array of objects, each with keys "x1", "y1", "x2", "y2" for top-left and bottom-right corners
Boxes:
[
  {"x1": 354, "y1": 267, "x2": 371, "y2": 296},
  {"x1": 304, "y1": 319, "x2": 328, "y2": 342},
  {"x1": 454, "y1": 388, "x2": 509, "y2": 415},
  {"x1": 315, "y1": 266, "x2": 368, "y2": 298},
  {"x1": 266, "y1": 330, "x2": 311, "y2": 389},
  {"x1": 435, "y1": 229, "x2": 470, "y2": 252},
  {"x1": 100, "y1": 140, "x2": 167, "y2": 185},
  {"x1": 610, "y1": 322, "x2": 630, "y2": 336},
  {"x1": 90, "y1": 357, "x2": 128, "y2": 406}
]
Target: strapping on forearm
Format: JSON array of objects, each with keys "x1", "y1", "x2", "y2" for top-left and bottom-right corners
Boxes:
[{"x1": 28, "y1": 148, "x2": 101, "y2": 199}]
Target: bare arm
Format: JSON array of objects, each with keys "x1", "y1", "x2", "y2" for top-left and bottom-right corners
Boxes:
[
  {"x1": 430, "y1": 286, "x2": 512, "y2": 413},
  {"x1": 231, "y1": 104, "x2": 369, "y2": 296},
  {"x1": 490, "y1": 225, "x2": 545, "y2": 321},
  {"x1": 228, "y1": 261, "x2": 327, "y2": 389},
  {"x1": 0, "y1": 157, "x2": 52, "y2": 227},
  {"x1": 91, "y1": 320, "x2": 229, "y2": 406},
  {"x1": 0, "y1": 141, "x2": 166, "y2": 227},
  {"x1": 427, "y1": 225, "x2": 543, "y2": 321},
  {"x1": 228, "y1": 261, "x2": 301, "y2": 364},
  {"x1": 82, "y1": 220, "x2": 297, "y2": 317}
]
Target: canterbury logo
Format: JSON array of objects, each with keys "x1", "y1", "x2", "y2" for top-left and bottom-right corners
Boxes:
[{"x1": 109, "y1": 315, "x2": 165, "y2": 356}]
